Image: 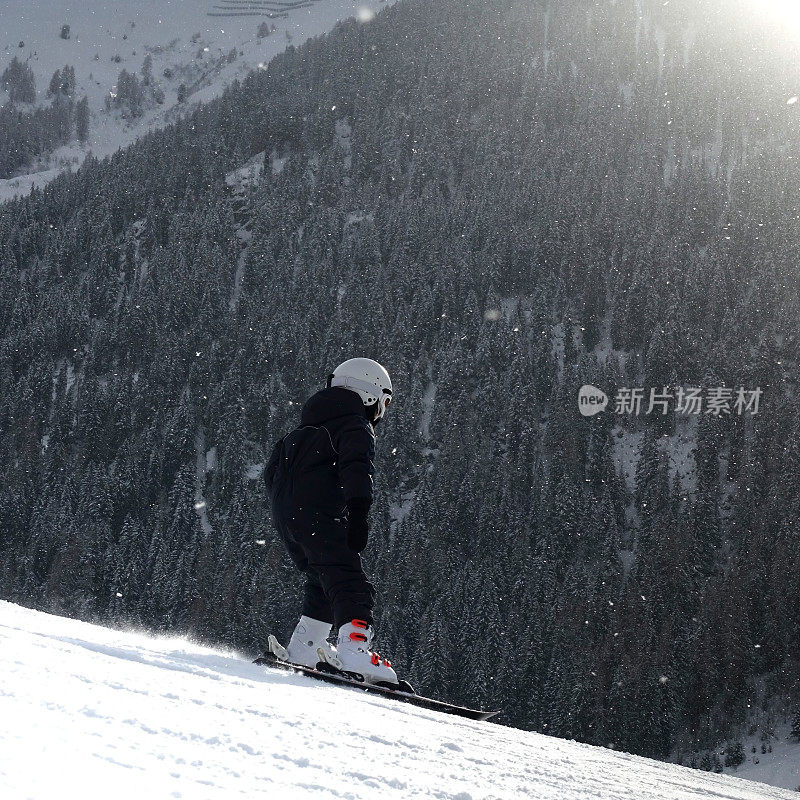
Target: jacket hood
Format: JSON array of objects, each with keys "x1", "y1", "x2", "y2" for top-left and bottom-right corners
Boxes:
[{"x1": 301, "y1": 387, "x2": 368, "y2": 427}]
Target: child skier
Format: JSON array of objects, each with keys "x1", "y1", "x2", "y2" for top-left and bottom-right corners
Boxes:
[{"x1": 264, "y1": 358, "x2": 398, "y2": 686}]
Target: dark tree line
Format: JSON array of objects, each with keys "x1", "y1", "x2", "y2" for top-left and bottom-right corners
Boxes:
[
  {"x1": 106, "y1": 62, "x2": 165, "y2": 118},
  {"x1": 0, "y1": 0, "x2": 798, "y2": 765},
  {"x1": 1, "y1": 57, "x2": 36, "y2": 104},
  {"x1": 0, "y1": 58, "x2": 89, "y2": 179}
]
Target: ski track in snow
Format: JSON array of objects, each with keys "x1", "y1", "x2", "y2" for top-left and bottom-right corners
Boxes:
[{"x1": 0, "y1": 602, "x2": 794, "y2": 800}]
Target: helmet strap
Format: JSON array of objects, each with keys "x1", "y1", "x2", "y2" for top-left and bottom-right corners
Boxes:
[{"x1": 365, "y1": 400, "x2": 381, "y2": 423}]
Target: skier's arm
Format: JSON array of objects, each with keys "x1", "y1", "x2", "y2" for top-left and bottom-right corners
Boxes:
[{"x1": 333, "y1": 417, "x2": 375, "y2": 503}]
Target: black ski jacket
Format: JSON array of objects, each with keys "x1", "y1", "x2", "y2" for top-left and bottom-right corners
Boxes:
[{"x1": 264, "y1": 387, "x2": 375, "y2": 512}]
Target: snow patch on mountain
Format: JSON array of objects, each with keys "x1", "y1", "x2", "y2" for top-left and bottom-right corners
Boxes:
[
  {"x1": 0, "y1": 0, "x2": 392, "y2": 202},
  {"x1": 225, "y1": 151, "x2": 265, "y2": 190},
  {"x1": 723, "y1": 727, "x2": 800, "y2": 793}
]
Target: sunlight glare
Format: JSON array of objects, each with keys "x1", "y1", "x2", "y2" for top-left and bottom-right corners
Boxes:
[{"x1": 748, "y1": 0, "x2": 800, "y2": 33}]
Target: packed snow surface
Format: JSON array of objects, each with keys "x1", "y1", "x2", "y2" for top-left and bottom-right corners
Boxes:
[
  {"x1": 0, "y1": 602, "x2": 795, "y2": 800},
  {"x1": 0, "y1": 0, "x2": 390, "y2": 201}
]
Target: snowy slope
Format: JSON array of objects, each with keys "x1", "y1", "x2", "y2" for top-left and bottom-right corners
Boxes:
[
  {"x1": 0, "y1": 0, "x2": 390, "y2": 201},
  {"x1": 723, "y1": 729, "x2": 800, "y2": 793},
  {"x1": 0, "y1": 601, "x2": 794, "y2": 800}
]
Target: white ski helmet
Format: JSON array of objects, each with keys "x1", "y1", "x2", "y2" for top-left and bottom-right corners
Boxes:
[{"x1": 329, "y1": 358, "x2": 393, "y2": 419}]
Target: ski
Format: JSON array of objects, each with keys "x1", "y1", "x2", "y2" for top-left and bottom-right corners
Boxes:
[{"x1": 254, "y1": 651, "x2": 501, "y2": 722}]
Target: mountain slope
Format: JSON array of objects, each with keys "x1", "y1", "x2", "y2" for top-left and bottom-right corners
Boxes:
[
  {"x1": 722, "y1": 728, "x2": 800, "y2": 793},
  {"x1": 0, "y1": 601, "x2": 793, "y2": 800},
  {"x1": 0, "y1": 0, "x2": 390, "y2": 200},
  {"x1": 2, "y1": 0, "x2": 800, "y2": 766}
]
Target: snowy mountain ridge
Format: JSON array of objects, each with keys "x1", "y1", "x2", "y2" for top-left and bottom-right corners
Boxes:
[
  {"x1": 0, "y1": 0, "x2": 391, "y2": 202},
  {"x1": 0, "y1": 601, "x2": 795, "y2": 800}
]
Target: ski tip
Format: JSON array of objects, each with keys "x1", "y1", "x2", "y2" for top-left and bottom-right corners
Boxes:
[{"x1": 253, "y1": 650, "x2": 281, "y2": 666}]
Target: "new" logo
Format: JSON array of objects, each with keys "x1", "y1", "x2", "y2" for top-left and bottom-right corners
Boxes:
[{"x1": 578, "y1": 385, "x2": 608, "y2": 417}]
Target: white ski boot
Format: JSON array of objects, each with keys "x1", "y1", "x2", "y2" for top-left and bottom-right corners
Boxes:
[
  {"x1": 335, "y1": 619, "x2": 399, "y2": 687},
  {"x1": 269, "y1": 616, "x2": 338, "y2": 669}
]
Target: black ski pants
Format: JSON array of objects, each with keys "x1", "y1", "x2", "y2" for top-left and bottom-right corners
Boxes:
[{"x1": 273, "y1": 497, "x2": 375, "y2": 628}]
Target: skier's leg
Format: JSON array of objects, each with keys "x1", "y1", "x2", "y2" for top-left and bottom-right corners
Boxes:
[
  {"x1": 272, "y1": 494, "x2": 308, "y2": 572},
  {"x1": 301, "y1": 571, "x2": 334, "y2": 625},
  {"x1": 269, "y1": 513, "x2": 335, "y2": 665},
  {"x1": 291, "y1": 509, "x2": 396, "y2": 685},
  {"x1": 272, "y1": 495, "x2": 335, "y2": 632},
  {"x1": 295, "y1": 508, "x2": 376, "y2": 629},
  {"x1": 319, "y1": 551, "x2": 376, "y2": 630}
]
